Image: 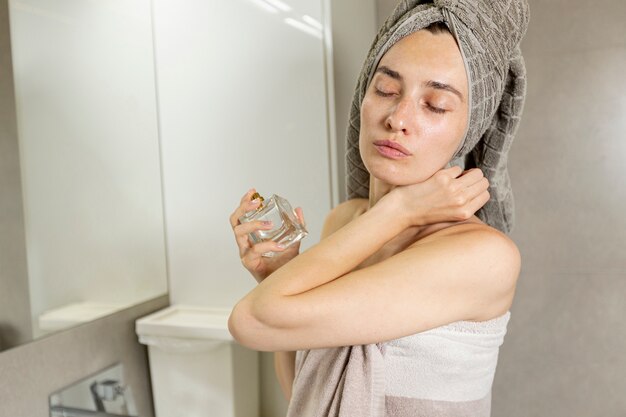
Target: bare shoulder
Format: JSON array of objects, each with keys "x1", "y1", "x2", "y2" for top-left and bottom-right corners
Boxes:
[
  {"x1": 416, "y1": 221, "x2": 520, "y2": 260},
  {"x1": 409, "y1": 221, "x2": 521, "y2": 321},
  {"x1": 320, "y1": 198, "x2": 368, "y2": 240}
]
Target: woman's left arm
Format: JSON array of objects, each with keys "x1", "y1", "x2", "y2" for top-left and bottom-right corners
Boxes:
[{"x1": 228, "y1": 168, "x2": 521, "y2": 351}]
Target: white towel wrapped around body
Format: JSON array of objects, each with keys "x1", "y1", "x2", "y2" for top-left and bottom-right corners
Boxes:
[{"x1": 286, "y1": 312, "x2": 511, "y2": 417}]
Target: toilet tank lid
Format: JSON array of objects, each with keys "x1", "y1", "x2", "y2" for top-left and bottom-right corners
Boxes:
[{"x1": 135, "y1": 305, "x2": 234, "y2": 342}]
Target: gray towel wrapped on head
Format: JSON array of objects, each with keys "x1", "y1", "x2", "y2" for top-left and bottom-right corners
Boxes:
[
  {"x1": 346, "y1": 0, "x2": 530, "y2": 234},
  {"x1": 286, "y1": 2, "x2": 530, "y2": 417}
]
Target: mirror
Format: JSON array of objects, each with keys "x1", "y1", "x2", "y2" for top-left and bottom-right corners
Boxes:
[{"x1": 0, "y1": 0, "x2": 168, "y2": 352}]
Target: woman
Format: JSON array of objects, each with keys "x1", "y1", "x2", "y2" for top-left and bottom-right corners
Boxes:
[{"x1": 229, "y1": 1, "x2": 529, "y2": 416}]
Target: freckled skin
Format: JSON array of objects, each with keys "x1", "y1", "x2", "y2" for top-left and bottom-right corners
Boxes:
[{"x1": 359, "y1": 29, "x2": 469, "y2": 188}]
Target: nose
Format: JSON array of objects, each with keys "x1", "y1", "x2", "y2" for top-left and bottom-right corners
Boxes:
[{"x1": 385, "y1": 98, "x2": 416, "y2": 135}]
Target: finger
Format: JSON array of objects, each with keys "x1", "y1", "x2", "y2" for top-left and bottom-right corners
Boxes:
[
  {"x1": 453, "y1": 187, "x2": 489, "y2": 221},
  {"x1": 242, "y1": 240, "x2": 286, "y2": 263},
  {"x1": 446, "y1": 164, "x2": 464, "y2": 178},
  {"x1": 294, "y1": 207, "x2": 306, "y2": 227},
  {"x1": 239, "y1": 188, "x2": 257, "y2": 205},
  {"x1": 236, "y1": 234, "x2": 252, "y2": 257},
  {"x1": 464, "y1": 176, "x2": 490, "y2": 199},
  {"x1": 234, "y1": 220, "x2": 274, "y2": 255},
  {"x1": 230, "y1": 194, "x2": 263, "y2": 228},
  {"x1": 234, "y1": 220, "x2": 275, "y2": 238},
  {"x1": 456, "y1": 168, "x2": 485, "y2": 187},
  {"x1": 466, "y1": 189, "x2": 491, "y2": 216}
]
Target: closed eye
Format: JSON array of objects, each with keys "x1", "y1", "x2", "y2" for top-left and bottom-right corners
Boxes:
[
  {"x1": 375, "y1": 88, "x2": 396, "y2": 97},
  {"x1": 426, "y1": 103, "x2": 447, "y2": 114},
  {"x1": 375, "y1": 87, "x2": 447, "y2": 114}
]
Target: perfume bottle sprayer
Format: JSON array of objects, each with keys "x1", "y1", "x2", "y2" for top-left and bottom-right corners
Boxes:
[{"x1": 238, "y1": 192, "x2": 308, "y2": 257}]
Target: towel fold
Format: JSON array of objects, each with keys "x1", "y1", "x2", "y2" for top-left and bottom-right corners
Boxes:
[{"x1": 287, "y1": 344, "x2": 386, "y2": 416}]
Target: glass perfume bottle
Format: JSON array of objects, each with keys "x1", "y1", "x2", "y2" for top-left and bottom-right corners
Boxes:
[{"x1": 238, "y1": 192, "x2": 308, "y2": 257}]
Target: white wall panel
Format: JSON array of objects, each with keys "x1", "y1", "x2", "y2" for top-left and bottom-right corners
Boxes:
[
  {"x1": 153, "y1": 0, "x2": 335, "y2": 307},
  {"x1": 9, "y1": 0, "x2": 168, "y2": 337}
]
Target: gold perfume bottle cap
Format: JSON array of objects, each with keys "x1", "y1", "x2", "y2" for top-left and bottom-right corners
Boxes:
[{"x1": 251, "y1": 192, "x2": 265, "y2": 209}]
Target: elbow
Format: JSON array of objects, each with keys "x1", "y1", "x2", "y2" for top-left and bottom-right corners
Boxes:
[
  {"x1": 228, "y1": 300, "x2": 277, "y2": 351},
  {"x1": 228, "y1": 302, "x2": 256, "y2": 349},
  {"x1": 228, "y1": 305, "x2": 245, "y2": 346}
]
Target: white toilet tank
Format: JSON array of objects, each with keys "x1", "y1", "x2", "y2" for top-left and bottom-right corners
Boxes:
[{"x1": 136, "y1": 305, "x2": 259, "y2": 417}]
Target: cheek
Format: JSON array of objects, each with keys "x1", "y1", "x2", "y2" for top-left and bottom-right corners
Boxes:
[
  {"x1": 420, "y1": 119, "x2": 453, "y2": 148},
  {"x1": 360, "y1": 94, "x2": 383, "y2": 127},
  {"x1": 427, "y1": 113, "x2": 467, "y2": 146},
  {"x1": 449, "y1": 109, "x2": 469, "y2": 150}
]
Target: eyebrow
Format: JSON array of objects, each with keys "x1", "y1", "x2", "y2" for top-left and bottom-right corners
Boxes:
[{"x1": 375, "y1": 65, "x2": 465, "y2": 102}]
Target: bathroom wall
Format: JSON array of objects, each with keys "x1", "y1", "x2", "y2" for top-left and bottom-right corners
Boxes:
[
  {"x1": 375, "y1": 0, "x2": 397, "y2": 27},
  {"x1": 154, "y1": 0, "x2": 336, "y2": 310},
  {"x1": 8, "y1": 0, "x2": 168, "y2": 339},
  {"x1": 1, "y1": 1, "x2": 169, "y2": 416},
  {"x1": 375, "y1": 1, "x2": 626, "y2": 415},
  {"x1": 0, "y1": 295, "x2": 168, "y2": 417},
  {"x1": 0, "y1": 0, "x2": 31, "y2": 350},
  {"x1": 493, "y1": 1, "x2": 626, "y2": 415}
]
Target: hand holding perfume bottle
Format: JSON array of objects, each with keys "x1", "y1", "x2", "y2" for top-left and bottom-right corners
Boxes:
[{"x1": 230, "y1": 189, "x2": 308, "y2": 283}]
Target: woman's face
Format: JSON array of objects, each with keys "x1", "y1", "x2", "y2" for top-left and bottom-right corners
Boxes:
[{"x1": 359, "y1": 28, "x2": 469, "y2": 186}]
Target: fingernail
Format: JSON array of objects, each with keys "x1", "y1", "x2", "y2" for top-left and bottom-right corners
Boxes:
[
  {"x1": 276, "y1": 243, "x2": 285, "y2": 249},
  {"x1": 250, "y1": 198, "x2": 260, "y2": 205}
]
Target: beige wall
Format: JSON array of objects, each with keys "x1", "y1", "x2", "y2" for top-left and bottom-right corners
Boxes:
[
  {"x1": 0, "y1": 0, "x2": 31, "y2": 350},
  {"x1": 493, "y1": 0, "x2": 626, "y2": 415},
  {"x1": 376, "y1": 0, "x2": 397, "y2": 26}
]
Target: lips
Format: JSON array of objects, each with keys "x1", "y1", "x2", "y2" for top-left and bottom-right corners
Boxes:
[{"x1": 373, "y1": 139, "x2": 412, "y2": 156}]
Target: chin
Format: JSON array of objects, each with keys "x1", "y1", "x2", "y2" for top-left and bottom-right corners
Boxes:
[{"x1": 363, "y1": 158, "x2": 424, "y2": 186}]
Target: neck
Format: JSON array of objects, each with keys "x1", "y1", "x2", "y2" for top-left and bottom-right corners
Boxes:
[{"x1": 367, "y1": 178, "x2": 396, "y2": 210}]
